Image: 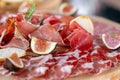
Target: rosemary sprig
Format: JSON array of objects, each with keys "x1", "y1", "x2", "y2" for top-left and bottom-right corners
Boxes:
[{"x1": 25, "y1": 4, "x2": 35, "y2": 20}]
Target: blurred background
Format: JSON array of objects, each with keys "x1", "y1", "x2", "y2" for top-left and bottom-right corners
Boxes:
[
  {"x1": 0, "y1": 0, "x2": 120, "y2": 23},
  {"x1": 64, "y1": 0, "x2": 120, "y2": 23}
]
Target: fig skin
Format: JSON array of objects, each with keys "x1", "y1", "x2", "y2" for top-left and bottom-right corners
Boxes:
[
  {"x1": 102, "y1": 34, "x2": 120, "y2": 49},
  {"x1": 3, "y1": 58, "x2": 24, "y2": 71},
  {"x1": 59, "y1": 3, "x2": 77, "y2": 16}
]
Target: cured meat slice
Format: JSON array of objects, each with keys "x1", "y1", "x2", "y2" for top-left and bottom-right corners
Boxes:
[
  {"x1": 54, "y1": 64, "x2": 73, "y2": 79},
  {"x1": 0, "y1": 18, "x2": 15, "y2": 45},
  {"x1": 35, "y1": 12, "x2": 52, "y2": 19},
  {"x1": 52, "y1": 56, "x2": 76, "y2": 79},
  {"x1": 65, "y1": 21, "x2": 93, "y2": 50},
  {"x1": 29, "y1": 65, "x2": 49, "y2": 78},
  {"x1": 16, "y1": 13, "x2": 24, "y2": 22},
  {"x1": 66, "y1": 29, "x2": 93, "y2": 50},
  {"x1": 28, "y1": 54, "x2": 54, "y2": 79},
  {"x1": 91, "y1": 48, "x2": 107, "y2": 61},
  {"x1": 0, "y1": 27, "x2": 29, "y2": 50},
  {"x1": 59, "y1": 24, "x2": 71, "y2": 40},
  {"x1": 0, "y1": 37, "x2": 29, "y2": 50},
  {"x1": 90, "y1": 60, "x2": 112, "y2": 74},
  {"x1": 30, "y1": 23, "x2": 64, "y2": 44},
  {"x1": 17, "y1": 21, "x2": 37, "y2": 39},
  {"x1": 70, "y1": 62, "x2": 94, "y2": 77},
  {"x1": 106, "y1": 51, "x2": 120, "y2": 66},
  {"x1": 43, "y1": 15, "x2": 61, "y2": 25},
  {"x1": 0, "y1": 18, "x2": 29, "y2": 50},
  {"x1": 43, "y1": 15, "x2": 73, "y2": 25}
]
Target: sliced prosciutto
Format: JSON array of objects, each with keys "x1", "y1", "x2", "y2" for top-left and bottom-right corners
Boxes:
[
  {"x1": 17, "y1": 21, "x2": 37, "y2": 39},
  {"x1": 66, "y1": 22, "x2": 93, "y2": 50},
  {"x1": 43, "y1": 15, "x2": 73, "y2": 25},
  {"x1": 0, "y1": 18, "x2": 29, "y2": 50},
  {"x1": 0, "y1": 19, "x2": 15, "y2": 45},
  {"x1": 43, "y1": 15, "x2": 61, "y2": 25},
  {"x1": 0, "y1": 35, "x2": 29, "y2": 50},
  {"x1": 30, "y1": 23, "x2": 64, "y2": 44}
]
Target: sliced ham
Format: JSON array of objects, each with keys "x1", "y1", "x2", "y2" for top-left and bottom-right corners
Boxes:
[
  {"x1": 0, "y1": 18, "x2": 15, "y2": 45},
  {"x1": 43, "y1": 15, "x2": 73, "y2": 25},
  {"x1": 43, "y1": 15, "x2": 61, "y2": 25},
  {"x1": 0, "y1": 24, "x2": 8, "y2": 36},
  {"x1": 0, "y1": 36, "x2": 29, "y2": 50},
  {"x1": 0, "y1": 27, "x2": 29, "y2": 50},
  {"x1": 16, "y1": 13, "x2": 24, "y2": 22},
  {"x1": 30, "y1": 23, "x2": 64, "y2": 44},
  {"x1": 0, "y1": 19, "x2": 29, "y2": 50},
  {"x1": 66, "y1": 22, "x2": 93, "y2": 50},
  {"x1": 17, "y1": 21, "x2": 37, "y2": 39},
  {"x1": 66, "y1": 29, "x2": 93, "y2": 50}
]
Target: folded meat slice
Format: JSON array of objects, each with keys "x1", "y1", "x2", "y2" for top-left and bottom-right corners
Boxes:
[
  {"x1": 66, "y1": 22, "x2": 93, "y2": 50},
  {"x1": 0, "y1": 36, "x2": 29, "y2": 50},
  {"x1": 0, "y1": 18, "x2": 15, "y2": 45},
  {"x1": 17, "y1": 21, "x2": 37, "y2": 39},
  {"x1": 0, "y1": 18, "x2": 29, "y2": 50},
  {"x1": 30, "y1": 23, "x2": 64, "y2": 44}
]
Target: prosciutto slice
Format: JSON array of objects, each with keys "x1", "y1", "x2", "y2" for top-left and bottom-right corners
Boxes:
[
  {"x1": 17, "y1": 21, "x2": 37, "y2": 39},
  {"x1": 30, "y1": 23, "x2": 64, "y2": 44},
  {"x1": 0, "y1": 18, "x2": 29, "y2": 50},
  {"x1": 0, "y1": 36, "x2": 29, "y2": 50},
  {"x1": 66, "y1": 22, "x2": 93, "y2": 50}
]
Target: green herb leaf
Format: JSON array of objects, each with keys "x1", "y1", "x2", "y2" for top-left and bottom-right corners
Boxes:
[{"x1": 25, "y1": 4, "x2": 35, "y2": 20}]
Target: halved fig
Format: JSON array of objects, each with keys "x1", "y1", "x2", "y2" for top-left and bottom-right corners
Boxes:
[
  {"x1": 102, "y1": 33, "x2": 120, "y2": 49},
  {"x1": 0, "y1": 48, "x2": 26, "y2": 61},
  {"x1": 4, "y1": 53, "x2": 24, "y2": 71},
  {"x1": 70, "y1": 16, "x2": 94, "y2": 35},
  {"x1": 59, "y1": 3, "x2": 77, "y2": 16},
  {"x1": 31, "y1": 37, "x2": 57, "y2": 54}
]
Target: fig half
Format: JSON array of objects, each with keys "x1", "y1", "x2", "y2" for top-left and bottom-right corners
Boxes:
[
  {"x1": 102, "y1": 33, "x2": 120, "y2": 49},
  {"x1": 4, "y1": 53, "x2": 24, "y2": 71},
  {"x1": 31, "y1": 37, "x2": 57, "y2": 54},
  {"x1": 0, "y1": 48, "x2": 26, "y2": 61},
  {"x1": 70, "y1": 16, "x2": 94, "y2": 35},
  {"x1": 59, "y1": 3, "x2": 77, "y2": 16}
]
